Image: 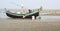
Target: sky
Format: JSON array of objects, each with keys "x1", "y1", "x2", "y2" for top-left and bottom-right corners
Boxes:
[{"x1": 0, "y1": 0, "x2": 60, "y2": 9}]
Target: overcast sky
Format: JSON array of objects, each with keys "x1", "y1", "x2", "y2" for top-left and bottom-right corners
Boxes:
[{"x1": 0, "y1": 0, "x2": 60, "y2": 9}]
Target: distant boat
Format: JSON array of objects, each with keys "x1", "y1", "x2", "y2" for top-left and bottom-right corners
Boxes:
[{"x1": 6, "y1": 9, "x2": 39, "y2": 19}]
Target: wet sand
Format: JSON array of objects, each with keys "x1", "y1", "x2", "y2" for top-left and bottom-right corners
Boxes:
[
  {"x1": 1, "y1": 9, "x2": 60, "y2": 31},
  {"x1": 0, "y1": 18, "x2": 60, "y2": 31}
]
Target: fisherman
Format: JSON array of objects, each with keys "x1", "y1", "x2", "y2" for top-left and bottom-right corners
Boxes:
[
  {"x1": 28, "y1": 9, "x2": 32, "y2": 13},
  {"x1": 20, "y1": 6, "x2": 28, "y2": 14}
]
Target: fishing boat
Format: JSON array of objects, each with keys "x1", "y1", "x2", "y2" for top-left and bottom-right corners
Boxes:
[
  {"x1": 6, "y1": 9, "x2": 39, "y2": 19},
  {"x1": 6, "y1": 0, "x2": 41, "y2": 19}
]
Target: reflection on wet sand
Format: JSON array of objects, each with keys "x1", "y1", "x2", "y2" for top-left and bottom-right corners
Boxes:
[{"x1": 0, "y1": 16, "x2": 60, "y2": 31}]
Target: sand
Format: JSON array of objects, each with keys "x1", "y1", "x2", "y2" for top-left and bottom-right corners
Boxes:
[{"x1": 0, "y1": 18, "x2": 60, "y2": 31}]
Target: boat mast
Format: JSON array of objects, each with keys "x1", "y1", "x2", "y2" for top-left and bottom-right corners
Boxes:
[{"x1": 21, "y1": 0, "x2": 24, "y2": 9}]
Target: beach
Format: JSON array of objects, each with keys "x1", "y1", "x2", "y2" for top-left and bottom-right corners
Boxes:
[
  {"x1": 0, "y1": 0, "x2": 60, "y2": 31},
  {"x1": 0, "y1": 10, "x2": 60, "y2": 31},
  {"x1": 0, "y1": 16, "x2": 60, "y2": 31}
]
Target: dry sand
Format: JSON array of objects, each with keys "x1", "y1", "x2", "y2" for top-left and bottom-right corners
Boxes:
[{"x1": 0, "y1": 18, "x2": 60, "y2": 31}]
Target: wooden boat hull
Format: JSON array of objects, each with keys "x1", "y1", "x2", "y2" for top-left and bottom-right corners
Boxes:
[{"x1": 6, "y1": 12, "x2": 39, "y2": 19}]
